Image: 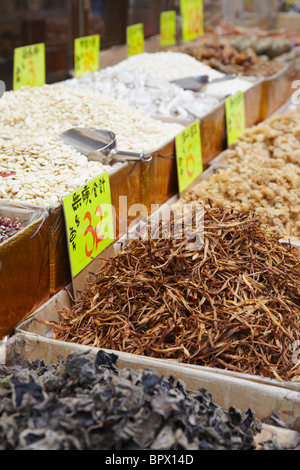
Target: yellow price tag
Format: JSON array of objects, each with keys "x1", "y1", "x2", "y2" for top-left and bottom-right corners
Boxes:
[
  {"x1": 160, "y1": 11, "x2": 177, "y2": 48},
  {"x1": 180, "y1": 0, "x2": 203, "y2": 42},
  {"x1": 13, "y1": 43, "x2": 45, "y2": 91},
  {"x1": 225, "y1": 92, "x2": 246, "y2": 147},
  {"x1": 74, "y1": 35, "x2": 100, "y2": 78},
  {"x1": 127, "y1": 23, "x2": 144, "y2": 57},
  {"x1": 175, "y1": 121, "x2": 203, "y2": 193},
  {"x1": 63, "y1": 172, "x2": 115, "y2": 278}
]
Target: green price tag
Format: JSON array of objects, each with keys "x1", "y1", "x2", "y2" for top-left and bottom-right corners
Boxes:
[
  {"x1": 127, "y1": 23, "x2": 144, "y2": 57},
  {"x1": 180, "y1": 0, "x2": 204, "y2": 42},
  {"x1": 175, "y1": 121, "x2": 203, "y2": 193},
  {"x1": 225, "y1": 92, "x2": 246, "y2": 147},
  {"x1": 63, "y1": 172, "x2": 115, "y2": 278},
  {"x1": 13, "y1": 43, "x2": 45, "y2": 91},
  {"x1": 74, "y1": 35, "x2": 100, "y2": 78},
  {"x1": 160, "y1": 11, "x2": 177, "y2": 48}
]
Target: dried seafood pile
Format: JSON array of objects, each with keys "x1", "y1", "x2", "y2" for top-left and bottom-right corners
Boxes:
[
  {"x1": 177, "y1": 40, "x2": 285, "y2": 77},
  {"x1": 47, "y1": 207, "x2": 300, "y2": 382},
  {"x1": 0, "y1": 216, "x2": 22, "y2": 243},
  {"x1": 182, "y1": 111, "x2": 300, "y2": 241},
  {"x1": 0, "y1": 351, "x2": 261, "y2": 450}
]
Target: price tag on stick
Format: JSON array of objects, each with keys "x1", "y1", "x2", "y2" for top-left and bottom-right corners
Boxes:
[
  {"x1": 74, "y1": 34, "x2": 100, "y2": 78},
  {"x1": 13, "y1": 43, "x2": 45, "y2": 91},
  {"x1": 180, "y1": 0, "x2": 203, "y2": 42},
  {"x1": 63, "y1": 172, "x2": 115, "y2": 278},
  {"x1": 225, "y1": 92, "x2": 246, "y2": 147},
  {"x1": 160, "y1": 11, "x2": 176, "y2": 48},
  {"x1": 175, "y1": 121, "x2": 203, "y2": 193},
  {"x1": 127, "y1": 23, "x2": 144, "y2": 57}
]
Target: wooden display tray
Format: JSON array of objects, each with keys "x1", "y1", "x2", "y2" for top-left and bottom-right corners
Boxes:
[
  {"x1": 1, "y1": 333, "x2": 300, "y2": 449},
  {"x1": 13, "y1": 290, "x2": 300, "y2": 435},
  {"x1": 260, "y1": 62, "x2": 299, "y2": 120}
]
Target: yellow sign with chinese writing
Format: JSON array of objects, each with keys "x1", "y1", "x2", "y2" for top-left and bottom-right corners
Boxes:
[
  {"x1": 175, "y1": 121, "x2": 203, "y2": 193},
  {"x1": 74, "y1": 34, "x2": 100, "y2": 78},
  {"x1": 13, "y1": 43, "x2": 46, "y2": 91},
  {"x1": 180, "y1": 0, "x2": 203, "y2": 42},
  {"x1": 160, "y1": 11, "x2": 177, "y2": 48},
  {"x1": 225, "y1": 92, "x2": 246, "y2": 147},
  {"x1": 63, "y1": 172, "x2": 115, "y2": 277},
  {"x1": 127, "y1": 23, "x2": 144, "y2": 57}
]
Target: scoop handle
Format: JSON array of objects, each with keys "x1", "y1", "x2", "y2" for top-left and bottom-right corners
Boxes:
[{"x1": 109, "y1": 148, "x2": 152, "y2": 162}]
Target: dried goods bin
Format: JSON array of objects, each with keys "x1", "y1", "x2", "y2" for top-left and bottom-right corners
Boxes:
[
  {"x1": 38, "y1": 139, "x2": 180, "y2": 296},
  {"x1": 260, "y1": 63, "x2": 295, "y2": 120},
  {"x1": 14, "y1": 292, "x2": 300, "y2": 433},
  {"x1": 0, "y1": 201, "x2": 49, "y2": 338},
  {"x1": 47, "y1": 160, "x2": 145, "y2": 295}
]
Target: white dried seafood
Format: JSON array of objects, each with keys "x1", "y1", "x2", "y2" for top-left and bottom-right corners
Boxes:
[
  {"x1": 65, "y1": 65, "x2": 221, "y2": 122},
  {"x1": 0, "y1": 138, "x2": 121, "y2": 207},
  {"x1": 116, "y1": 52, "x2": 253, "y2": 97},
  {"x1": 0, "y1": 84, "x2": 184, "y2": 152}
]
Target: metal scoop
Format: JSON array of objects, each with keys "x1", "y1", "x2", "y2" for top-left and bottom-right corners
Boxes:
[
  {"x1": 57, "y1": 128, "x2": 152, "y2": 165},
  {"x1": 171, "y1": 74, "x2": 237, "y2": 91}
]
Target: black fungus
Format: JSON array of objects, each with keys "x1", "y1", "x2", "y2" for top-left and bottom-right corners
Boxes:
[{"x1": 0, "y1": 352, "x2": 262, "y2": 450}]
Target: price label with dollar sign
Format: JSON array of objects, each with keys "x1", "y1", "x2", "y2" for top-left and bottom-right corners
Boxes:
[
  {"x1": 160, "y1": 11, "x2": 176, "y2": 48},
  {"x1": 63, "y1": 172, "x2": 115, "y2": 277},
  {"x1": 180, "y1": 0, "x2": 203, "y2": 42},
  {"x1": 225, "y1": 92, "x2": 246, "y2": 147},
  {"x1": 13, "y1": 43, "x2": 45, "y2": 91},
  {"x1": 74, "y1": 35, "x2": 100, "y2": 78},
  {"x1": 127, "y1": 23, "x2": 144, "y2": 57},
  {"x1": 175, "y1": 121, "x2": 203, "y2": 193}
]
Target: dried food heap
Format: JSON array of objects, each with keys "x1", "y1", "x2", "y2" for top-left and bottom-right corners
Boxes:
[
  {"x1": 0, "y1": 351, "x2": 261, "y2": 450},
  {"x1": 66, "y1": 65, "x2": 221, "y2": 122},
  {"x1": 47, "y1": 207, "x2": 300, "y2": 382},
  {"x1": 181, "y1": 111, "x2": 300, "y2": 241},
  {"x1": 176, "y1": 37, "x2": 289, "y2": 77},
  {"x1": 0, "y1": 216, "x2": 22, "y2": 244}
]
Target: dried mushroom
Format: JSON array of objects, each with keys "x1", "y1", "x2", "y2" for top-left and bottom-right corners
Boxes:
[{"x1": 0, "y1": 351, "x2": 262, "y2": 450}]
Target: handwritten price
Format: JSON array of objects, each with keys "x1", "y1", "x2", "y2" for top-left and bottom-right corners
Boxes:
[
  {"x1": 187, "y1": 6, "x2": 201, "y2": 37},
  {"x1": 83, "y1": 50, "x2": 96, "y2": 73},
  {"x1": 13, "y1": 43, "x2": 45, "y2": 91},
  {"x1": 84, "y1": 206, "x2": 105, "y2": 258},
  {"x1": 129, "y1": 38, "x2": 143, "y2": 56},
  {"x1": 225, "y1": 92, "x2": 246, "y2": 146},
  {"x1": 74, "y1": 35, "x2": 100, "y2": 78},
  {"x1": 186, "y1": 146, "x2": 196, "y2": 179},
  {"x1": 127, "y1": 24, "x2": 144, "y2": 57},
  {"x1": 63, "y1": 172, "x2": 114, "y2": 278},
  {"x1": 181, "y1": 0, "x2": 203, "y2": 41}
]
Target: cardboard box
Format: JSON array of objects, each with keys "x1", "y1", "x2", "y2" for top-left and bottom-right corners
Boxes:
[
  {"x1": 276, "y1": 12, "x2": 300, "y2": 32},
  {"x1": 14, "y1": 302, "x2": 300, "y2": 432},
  {"x1": 0, "y1": 201, "x2": 50, "y2": 338}
]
